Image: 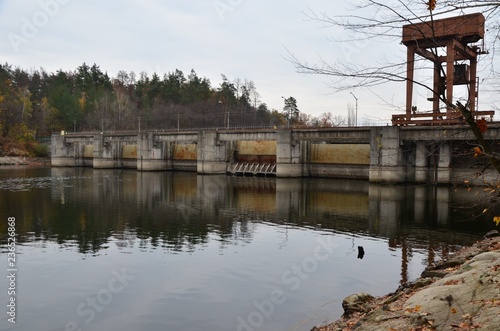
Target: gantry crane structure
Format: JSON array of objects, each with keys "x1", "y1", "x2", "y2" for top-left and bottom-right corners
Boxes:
[{"x1": 393, "y1": 13, "x2": 494, "y2": 125}]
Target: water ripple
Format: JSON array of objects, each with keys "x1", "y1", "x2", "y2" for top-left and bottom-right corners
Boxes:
[{"x1": 0, "y1": 176, "x2": 87, "y2": 191}]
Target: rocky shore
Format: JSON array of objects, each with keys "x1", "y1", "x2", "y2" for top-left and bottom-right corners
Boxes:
[
  {"x1": 0, "y1": 156, "x2": 50, "y2": 166},
  {"x1": 312, "y1": 232, "x2": 500, "y2": 331}
]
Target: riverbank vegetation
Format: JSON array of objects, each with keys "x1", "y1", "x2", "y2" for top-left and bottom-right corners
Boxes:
[{"x1": 0, "y1": 63, "x2": 347, "y2": 156}]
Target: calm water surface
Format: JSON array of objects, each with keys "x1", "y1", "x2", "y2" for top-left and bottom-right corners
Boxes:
[{"x1": 0, "y1": 167, "x2": 496, "y2": 331}]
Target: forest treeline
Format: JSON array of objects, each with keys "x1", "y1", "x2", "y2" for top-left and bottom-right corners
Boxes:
[{"x1": 0, "y1": 62, "x2": 345, "y2": 146}]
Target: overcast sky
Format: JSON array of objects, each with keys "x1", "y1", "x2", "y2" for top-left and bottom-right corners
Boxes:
[{"x1": 1, "y1": 0, "x2": 498, "y2": 123}]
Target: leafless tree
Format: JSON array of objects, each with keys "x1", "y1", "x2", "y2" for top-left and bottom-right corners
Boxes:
[{"x1": 347, "y1": 102, "x2": 356, "y2": 126}]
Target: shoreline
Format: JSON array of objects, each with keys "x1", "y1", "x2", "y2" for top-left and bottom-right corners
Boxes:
[
  {"x1": 0, "y1": 156, "x2": 51, "y2": 167},
  {"x1": 311, "y1": 232, "x2": 500, "y2": 331}
]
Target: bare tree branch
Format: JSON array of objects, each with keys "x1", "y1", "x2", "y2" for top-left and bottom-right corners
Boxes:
[{"x1": 288, "y1": 0, "x2": 500, "y2": 175}]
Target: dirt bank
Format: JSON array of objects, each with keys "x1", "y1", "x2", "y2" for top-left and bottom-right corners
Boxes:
[
  {"x1": 0, "y1": 156, "x2": 50, "y2": 166},
  {"x1": 312, "y1": 232, "x2": 500, "y2": 331}
]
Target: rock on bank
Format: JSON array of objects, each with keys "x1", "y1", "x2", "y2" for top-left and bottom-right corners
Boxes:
[
  {"x1": 0, "y1": 156, "x2": 50, "y2": 166},
  {"x1": 313, "y1": 233, "x2": 500, "y2": 331}
]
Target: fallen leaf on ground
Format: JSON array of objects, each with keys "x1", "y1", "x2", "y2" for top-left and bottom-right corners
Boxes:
[{"x1": 444, "y1": 279, "x2": 463, "y2": 285}]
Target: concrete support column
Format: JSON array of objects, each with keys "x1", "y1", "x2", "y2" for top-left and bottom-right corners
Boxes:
[
  {"x1": 276, "y1": 130, "x2": 303, "y2": 177},
  {"x1": 73, "y1": 142, "x2": 86, "y2": 167},
  {"x1": 436, "y1": 142, "x2": 451, "y2": 184},
  {"x1": 414, "y1": 141, "x2": 428, "y2": 183},
  {"x1": 51, "y1": 134, "x2": 76, "y2": 167},
  {"x1": 137, "y1": 133, "x2": 167, "y2": 171},
  {"x1": 197, "y1": 131, "x2": 228, "y2": 174},
  {"x1": 94, "y1": 134, "x2": 118, "y2": 168},
  {"x1": 369, "y1": 127, "x2": 406, "y2": 183}
]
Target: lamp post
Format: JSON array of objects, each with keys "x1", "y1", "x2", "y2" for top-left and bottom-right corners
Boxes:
[
  {"x1": 218, "y1": 100, "x2": 229, "y2": 128},
  {"x1": 350, "y1": 92, "x2": 358, "y2": 127}
]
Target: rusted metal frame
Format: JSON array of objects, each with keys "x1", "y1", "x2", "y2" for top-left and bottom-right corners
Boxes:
[
  {"x1": 414, "y1": 46, "x2": 439, "y2": 62},
  {"x1": 392, "y1": 111, "x2": 494, "y2": 126},
  {"x1": 393, "y1": 110, "x2": 493, "y2": 118},
  {"x1": 469, "y1": 57, "x2": 478, "y2": 113},
  {"x1": 446, "y1": 40, "x2": 455, "y2": 116},
  {"x1": 453, "y1": 40, "x2": 477, "y2": 60},
  {"x1": 412, "y1": 39, "x2": 475, "y2": 60},
  {"x1": 432, "y1": 62, "x2": 441, "y2": 114},
  {"x1": 406, "y1": 44, "x2": 416, "y2": 119}
]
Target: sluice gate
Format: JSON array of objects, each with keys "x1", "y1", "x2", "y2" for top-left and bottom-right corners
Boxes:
[{"x1": 228, "y1": 163, "x2": 277, "y2": 176}]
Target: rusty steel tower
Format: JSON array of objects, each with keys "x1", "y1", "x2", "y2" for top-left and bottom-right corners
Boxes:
[{"x1": 393, "y1": 13, "x2": 493, "y2": 125}]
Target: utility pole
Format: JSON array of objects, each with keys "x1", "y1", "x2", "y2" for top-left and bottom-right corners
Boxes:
[{"x1": 350, "y1": 92, "x2": 358, "y2": 127}]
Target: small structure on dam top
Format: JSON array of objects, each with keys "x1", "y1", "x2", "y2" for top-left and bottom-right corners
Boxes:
[{"x1": 393, "y1": 13, "x2": 494, "y2": 125}]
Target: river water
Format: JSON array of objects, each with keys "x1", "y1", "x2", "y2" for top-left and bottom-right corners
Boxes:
[{"x1": 0, "y1": 167, "x2": 497, "y2": 331}]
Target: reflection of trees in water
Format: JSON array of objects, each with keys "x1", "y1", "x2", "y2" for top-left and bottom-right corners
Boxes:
[
  {"x1": 0, "y1": 170, "x2": 496, "y2": 260},
  {"x1": 387, "y1": 209, "x2": 482, "y2": 285},
  {"x1": 389, "y1": 236, "x2": 454, "y2": 286}
]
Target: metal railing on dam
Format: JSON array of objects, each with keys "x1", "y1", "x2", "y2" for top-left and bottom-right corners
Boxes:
[{"x1": 51, "y1": 125, "x2": 500, "y2": 185}]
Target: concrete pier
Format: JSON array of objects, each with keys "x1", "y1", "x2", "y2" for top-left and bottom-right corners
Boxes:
[
  {"x1": 276, "y1": 130, "x2": 304, "y2": 177},
  {"x1": 137, "y1": 132, "x2": 168, "y2": 171},
  {"x1": 369, "y1": 126, "x2": 406, "y2": 183},
  {"x1": 197, "y1": 131, "x2": 228, "y2": 174}
]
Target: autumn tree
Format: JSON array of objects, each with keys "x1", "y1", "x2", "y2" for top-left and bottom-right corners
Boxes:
[
  {"x1": 46, "y1": 70, "x2": 81, "y2": 131},
  {"x1": 0, "y1": 62, "x2": 284, "y2": 139},
  {"x1": 27, "y1": 69, "x2": 53, "y2": 137},
  {"x1": 108, "y1": 73, "x2": 133, "y2": 130},
  {"x1": 0, "y1": 81, "x2": 23, "y2": 137},
  {"x1": 161, "y1": 69, "x2": 185, "y2": 104},
  {"x1": 0, "y1": 65, "x2": 33, "y2": 138},
  {"x1": 182, "y1": 69, "x2": 212, "y2": 104}
]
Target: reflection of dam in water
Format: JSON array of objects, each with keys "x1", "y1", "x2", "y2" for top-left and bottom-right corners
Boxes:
[
  {"x1": 50, "y1": 167, "x2": 494, "y2": 241},
  {"x1": 0, "y1": 167, "x2": 489, "y2": 290},
  {"x1": 45, "y1": 167, "x2": 497, "y2": 285},
  {"x1": 8, "y1": 167, "x2": 496, "y2": 331}
]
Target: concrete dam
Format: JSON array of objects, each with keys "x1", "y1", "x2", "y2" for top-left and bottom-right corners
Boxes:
[{"x1": 51, "y1": 126, "x2": 500, "y2": 185}]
